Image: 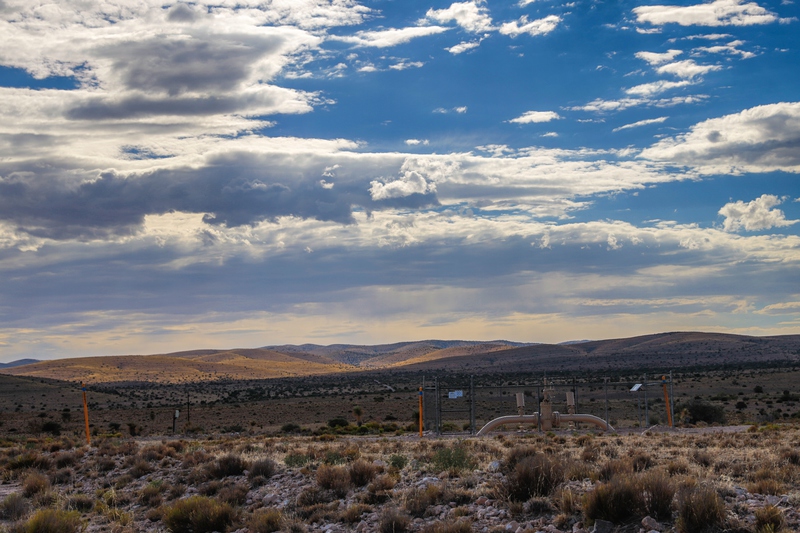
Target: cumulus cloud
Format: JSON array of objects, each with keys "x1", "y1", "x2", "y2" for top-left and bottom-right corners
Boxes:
[
  {"x1": 508, "y1": 110, "x2": 562, "y2": 124},
  {"x1": 625, "y1": 80, "x2": 693, "y2": 97},
  {"x1": 656, "y1": 59, "x2": 722, "y2": 78},
  {"x1": 635, "y1": 49, "x2": 683, "y2": 65},
  {"x1": 641, "y1": 102, "x2": 800, "y2": 173},
  {"x1": 694, "y1": 40, "x2": 756, "y2": 58},
  {"x1": 425, "y1": 1, "x2": 493, "y2": 33},
  {"x1": 369, "y1": 169, "x2": 438, "y2": 201},
  {"x1": 613, "y1": 117, "x2": 668, "y2": 132},
  {"x1": 633, "y1": 0, "x2": 779, "y2": 27},
  {"x1": 719, "y1": 194, "x2": 797, "y2": 231},
  {"x1": 499, "y1": 15, "x2": 561, "y2": 37},
  {"x1": 331, "y1": 25, "x2": 450, "y2": 48},
  {"x1": 446, "y1": 40, "x2": 483, "y2": 54},
  {"x1": 405, "y1": 139, "x2": 430, "y2": 145}
]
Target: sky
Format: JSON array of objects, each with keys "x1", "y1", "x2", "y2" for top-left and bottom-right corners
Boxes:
[{"x1": 0, "y1": 0, "x2": 799, "y2": 362}]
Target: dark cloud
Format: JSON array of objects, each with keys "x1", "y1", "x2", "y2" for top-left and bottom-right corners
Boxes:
[
  {"x1": 167, "y1": 3, "x2": 198, "y2": 23},
  {"x1": 99, "y1": 34, "x2": 285, "y2": 95},
  {"x1": 0, "y1": 153, "x2": 439, "y2": 239}
]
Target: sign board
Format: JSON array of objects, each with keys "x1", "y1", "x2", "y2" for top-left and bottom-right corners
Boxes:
[
  {"x1": 630, "y1": 384, "x2": 642, "y2": 392},
  {"x1": 448, "y1": 390, "x2": 463, "y2": 399},
  {"x1": 174, "y1": 410, "x2": 180, "y2": 418}
]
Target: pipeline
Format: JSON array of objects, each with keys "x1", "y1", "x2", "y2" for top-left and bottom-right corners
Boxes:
[{"x1": 476, "y1": 411, "x2": 613, "y2": 436}]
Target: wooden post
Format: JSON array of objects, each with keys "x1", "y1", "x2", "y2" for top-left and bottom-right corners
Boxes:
[{"x1": 81, "y1": 382, "x2": 91, "y2": 446}]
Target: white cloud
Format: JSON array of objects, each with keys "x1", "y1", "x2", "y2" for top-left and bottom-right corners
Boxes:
[
  {"x1": 641, "y1": 101, "x2": 800, "y2": 174},
  {"x1": 369, "y1": 170, "x2": 437, "y2": 200},
  {"x1": 426, "y1": 1, "x2": 493, "y2": 33},
  {"x1": 446, "y1": 40, "x2": 483, "y2": 54},
  {"x1": 569, "y1": 94, "x2": 707, "y2": 112},
  {"x1": 499, "y1": 15, "x2": 561, "y2": 37},
  {"x1": 405, "y1": 139, "x2": 430, "y2": 146},
  {"x1": 625, "y1": 80, "x2": 693, "y2": 97},
  {"x1": 719, "y1": 194, "x2": 797, "y2": 232},
  {"x1": 613, "y1": 117, "x2": 668, "y2": 132},
  {"x1": 508, "y1": 110, "x2": 561, "y2": 124},
  {"x1": 455, "y1": 106, "x2": 468, "y2": 113},
  {"x1": 633, "y1": 0, "x2": 779, "y2": 27},
  {"x1": 656, "y1": 59, "x2": 722, "y2": 78},
  {"x1": 332, "y1": 25, "x2": 450, "y2": 48},
  {"x1": 694, "y1": 40, "x2": 756, "y2": 58},
  {"x1": 389, "y1": 60, "x2": 425, "y2": 70},
  {"x1": 541, "y1": 132, "x2": 559, "y2": 138},
  {"x1": 635, "y1": 49, "x2": 683, "y2": 65}
]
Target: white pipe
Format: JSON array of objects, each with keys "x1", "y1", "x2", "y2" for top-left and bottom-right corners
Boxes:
[
  {"x1": 476, "y1": 411, "x2": 614, "y2": 436},
  {"x1": 476, "y1": 414, "x2": 540, "y2": 436}
]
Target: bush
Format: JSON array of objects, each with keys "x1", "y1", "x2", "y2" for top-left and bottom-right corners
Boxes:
[
  {"x1": 1, "y1": 492, "x2": 30, "y2": 521},
  {"x1": 66, "y1": 494, "x2": 95, "y2": 512},
  {"x1": 41, "y1": 421, "x2": 62, "y2": 436},
  {"x1": 128, "y1": 459, "x2": 153, "y2": 478},
  {"x1": 677, "y1": 400, "x2": 726, "y2": 425},
  {"x1": 431, "y1": 445, "x2": 474, "y2": 473},
  {"x1": 754, "y1": 505, "x2": 785, "y2": 533},
  {"x1": 328, "y1": 418, "x2": 349, "y2": 428},
  {"x1": 421, "y1": 521, "x2": 472, "y2": 533},
  {"x1": 163, "y1": 496, "x2": 236, "y2": 533},
  {"x1": 209, "y1": 454, "x2": 248, "y2": 479},
  {"x1": 349, "y1": 459, "x2": 379, "y2": 487},
  {"x1": 285, "y1": 453, "x2": 311, "y2": 468},
  {"x1": 23, "y1": 509, "x2": 83, "y2": 533},
  {"x1": 249, "y1": 458, "x2": 277, "y2": 481},
  {"x1": 248, "y1": 508, "x2": 284, "y2": 533},
  {"x1": 676, "y1": 485, "x2": 725, "y2": 533},
  {"x1": 22, "y1": 472, "x2": 50, "y2": 497},
  {"x1": 389, "y1": 454, "x2": 408, "y2": 470},
  {"x1": 583, "y1": 477, "x2": 640, "y2": 525},
  {"x1": 316, "y1": 465, "x2": 351, "y2": 497},
  {"x1": 341, "y1": 503, "x2": 371, "y2": 523},
  {"x1": 379, "y1": 508, "x2": 411, "y2": 533},
  {"x1": 506, "y1": 454, "x2": 565, "y2": 501},
  {"x1": 639, "y1": 470, "x2": 675, "y2": 521}
]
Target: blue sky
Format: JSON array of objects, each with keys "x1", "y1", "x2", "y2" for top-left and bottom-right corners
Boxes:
[{"x1": 0, "y1": 0, "x2": 799, "y2": 361}]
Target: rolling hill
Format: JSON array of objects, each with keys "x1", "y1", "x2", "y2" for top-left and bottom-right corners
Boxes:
[{"x1": 2, "y1": 332, "x2": 799, "y2": 385}]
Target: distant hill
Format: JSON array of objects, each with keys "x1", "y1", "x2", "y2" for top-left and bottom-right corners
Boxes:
[
  {"x1": 0, "y1": 359, "x2": 39, "y2": 369},
  {"x1": 2, "y1": 332, "x2": 799, "y2": 384}
]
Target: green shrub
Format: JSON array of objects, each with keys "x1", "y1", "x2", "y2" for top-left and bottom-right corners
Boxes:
[
  {"x1": 506, "y1": 454, "x2": 565, "y2": 501},
  {"x1": 163, "y1": 495, "x2": 236, "y2": 533},
  {"x1": 431, "y1": 445, "x2": 474, "y2": 473},
  {"x1": 676, "y1": 485, "x2": 725, "y2": 533},
  {"x1": 24, "y1": 509, "x2": 83, "y2": 533},
  {"x1": 676, "y1": 400, "x2": 726, "y2": 425},
  {"x1": 389, "y1": 454, "x2": 407, "y2": 470},
  {"x1": 328, "y1": 418, "x2": 349, "y2": 428},
  {"x1": 285, "y1": 453, "x2": 311, "y2": 468}
]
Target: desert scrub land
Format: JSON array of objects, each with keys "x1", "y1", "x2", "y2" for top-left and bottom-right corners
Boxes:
[{"x1": 0, "y1": 426, "x2": 799, "y2": 533}]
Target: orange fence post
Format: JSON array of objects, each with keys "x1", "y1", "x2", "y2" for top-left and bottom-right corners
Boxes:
[
  {"x1": 662, "y1": 376, "x2": 673, "y2": 428},
  {"x1": 418, "y1": 387, "x2": 423, "y2": 438},
  {"x1": 82, "y1": 382, "x2": 91, "y2": 446}
]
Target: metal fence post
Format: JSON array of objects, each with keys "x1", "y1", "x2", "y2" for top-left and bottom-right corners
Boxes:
[{"x1": 470, "y1": 375, "x2": 476, "y2": 435}]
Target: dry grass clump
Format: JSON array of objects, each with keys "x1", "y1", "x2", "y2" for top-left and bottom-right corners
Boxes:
[
  {"x1": 208, "y1": 453, "x2": 249, "y2": 479},
  {"x1": 22, "y1": 472, "x2": 50, "y2": 497},
  {"x1": 421, "y1": 520, "x2": 473, "y2": 533},
  {"x1": 676, "y1": 484, "x2": 726, "y2": 533},
  {"x1": 340, "y1": 502, "x2": 372, "y2": 523},
  {"x1": 583, "y1": 465, "x2": 676, "y2": 524},
  {"x1": 379, "y1": 507, "x2": 411, "y2": 533},
  {"x1": 162, "y1": 495, "x2": 236, "y2": 533},
  {"x1": 1, "y1": 492, "x2": 30, "y2": 521},
  {"x1": 754, "y1": 504, "x2": 786, "y2": 533},
  {"x1": 349, "y1": 459, "x2": 380, "y2": 487},
  {"x1": 22, "y1": 509, "x2": 84, "y2": 533},
  {"x1": 218, "y1": 482, "x2": 249, "y2": 505},
  {"x1": 505, "y1": 453, "x2": 565, "y2": 501},
  {"x1": 431, "y1": 444, "x2": 475, "y2": 474},
  {"x1": 316, "y1": 464, "x2": 351, "y2": 497},
  {"x1": 127, "y1": 458, "x2": 153, "y2": 478},
  {"x1": 138, "y1": 481, "x2": 166, "y2": 507},
  {"x1": 66, "y1": 493, "x2": 95, "y2": 512},
  {"x1": 598, "y1": 458, "x2": 633, "y2": 481},
  {"x1": 249, "y1": 457, "x2": 278, "y2": 482},
  {"x1": 248, "y1": 508, "x2": 284, "y2": 533}
]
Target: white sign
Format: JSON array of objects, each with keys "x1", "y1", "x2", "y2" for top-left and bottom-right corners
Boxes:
[
  {"x1": 174, "y1": 410, "x2": 180, "y2": 418},
  {"x1": 448, "y1": 390, "x2": 463, "y2": 399},
  {"x1": 630, "y1": 384, "x2": 642, "y2": 392}
]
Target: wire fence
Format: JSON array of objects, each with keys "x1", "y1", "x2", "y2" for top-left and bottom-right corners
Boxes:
[{"x1": 422, "y1": 374, "x2": 675, "y2": 434}]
